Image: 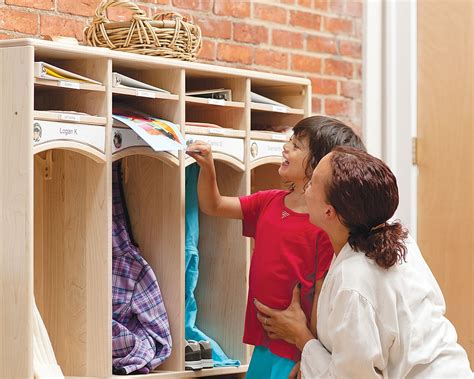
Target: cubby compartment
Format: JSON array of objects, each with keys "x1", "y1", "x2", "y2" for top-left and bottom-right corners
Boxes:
[
  {"x1": 114, "y1": 154, "x2": 184, "y2": 373},
  {"x1": 250, "y1": 78, "x2": 309, "y2": 140},
  {"x1": 33, "y1": 53, "x2": 109, "y2": 125},
  {"x1": 111, "y1": 61, "x2": 181, "y2": 102},
  {"x1": 187, "y1": 160, "x2": 249, "y2": 367},
  {"x1": 33, "y1": 149, "x2": 110, "y2": 378},
  {"x1": 185, "y1": 72, "x2": 247, "y2": 132}
]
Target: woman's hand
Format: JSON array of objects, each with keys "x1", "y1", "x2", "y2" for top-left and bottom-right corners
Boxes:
[
  {"x1": 254, "y1": 285, "x2": 315, "y2": 351},
  {"x1": 186, "y1": 141, "x2": 214, "y2": 169}
]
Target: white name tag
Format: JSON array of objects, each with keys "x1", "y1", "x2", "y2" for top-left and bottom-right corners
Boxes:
[
  {"x1": 186, "y1": 134, "x2": 244, "y2": 162},
  {"x1": 271, "y1": 105, "x2": 288, "y2": 113},
  {"x1": 33, "y1": 120, "x2": 105, "y2": 153},
  {"x1": 250, "y1": 139, "x2": 284, "y2": 161},
  {"x1": 136, "y1": 89, "x2": 155, "y2": 98},
  {"x1": 59, "y1": 113, "x2": 81, "y2": 122},
  {"x1": 208, "y1": 99, "x2": 226, "y2": 106},
  {"x1": 271, "y1": 134, "x2": 287, "y2": 141},
  {"x1": 208, "y1": 128, "x2": 226, "y2": 135},
  {"x1": 59, "y1": 80, "x2": 80, "y2": 89}
]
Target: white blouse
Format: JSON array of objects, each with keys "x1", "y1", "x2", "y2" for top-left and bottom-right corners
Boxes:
[{"x1": 301, "y1": 235, "x2": 472, "y2": 378}]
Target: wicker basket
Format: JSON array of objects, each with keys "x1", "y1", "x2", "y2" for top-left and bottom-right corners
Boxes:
[{"x1": 83, "y1": 0, "x2": 202, "y2": 61}]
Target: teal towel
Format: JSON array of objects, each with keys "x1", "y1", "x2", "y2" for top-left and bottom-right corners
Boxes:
[{"x1": 185, "y1": 164, "x2": 240, "y2": 367}]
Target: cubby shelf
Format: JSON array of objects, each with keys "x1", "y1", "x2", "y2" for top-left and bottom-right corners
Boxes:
[{"x1": 0, "y1": 38, "x2": 311, "y2": 379}]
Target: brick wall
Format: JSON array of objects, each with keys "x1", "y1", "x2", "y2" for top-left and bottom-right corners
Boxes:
[{"x1": 0, "y1": 0, "x2": 363, "y2": 129}]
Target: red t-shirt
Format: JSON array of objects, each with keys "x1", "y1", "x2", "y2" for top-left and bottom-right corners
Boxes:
[{"x1": 239, "y1": 190, "x2": 333, "y2": 361}]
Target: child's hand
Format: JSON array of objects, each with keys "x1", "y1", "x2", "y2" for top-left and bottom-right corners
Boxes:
[
  {"x1": 186, "y1": 141, "x2": 214, "y2": 168},
  {"x1": 288, "y1": 361, "x2": 301, "y2": 379}
]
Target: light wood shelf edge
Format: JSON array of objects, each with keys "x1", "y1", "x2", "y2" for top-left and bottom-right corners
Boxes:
[
  {"x1": 34, "y1": 142, "x2": 106, "y2": 163},
  {"x1": 34, "y1": 77, "x2": 106, "y2": 92}
]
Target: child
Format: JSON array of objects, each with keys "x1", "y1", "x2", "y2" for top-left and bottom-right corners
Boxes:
[{"x1": 186, "y1": 116, "x2": 366, "y2": 378}]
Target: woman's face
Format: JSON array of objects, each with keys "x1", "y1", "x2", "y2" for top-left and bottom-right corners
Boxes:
[{"x1": 305, "y1": 153, "x2": 332, "y2": 227}]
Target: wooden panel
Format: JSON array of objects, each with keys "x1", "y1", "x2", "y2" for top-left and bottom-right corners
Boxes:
[
  {"x1": 34, "y1": 150, "x2": 110, "y2": 377},
  {"x1": 418, "y1": 0, "x2": 474, "y2": 361},
  {"x1": 196, "y1": 161, "x2": 248, "y2": 363},
  {"x1": 0, "y1": 45, "x2": 34, "y2": 379},
  {"x1": 123, "y1": 155, "x2": 185, "y2": 371}
]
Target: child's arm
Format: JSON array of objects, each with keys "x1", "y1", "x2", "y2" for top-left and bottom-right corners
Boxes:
[
  {"x1": 187, "y1": 141, "x2": 243, "y2": 219},
  {"x1": 309, "y1": 278, "x2": 325, "y2": 337}
]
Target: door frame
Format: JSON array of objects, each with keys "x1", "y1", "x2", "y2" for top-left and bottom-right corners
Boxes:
[{"x1": 363, "y1": 0, "x2": 418, "y2": 237}]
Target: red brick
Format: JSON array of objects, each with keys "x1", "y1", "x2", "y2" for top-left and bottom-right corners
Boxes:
[
  {"x1": 310, "y1": 77, "x2": 337, "y2": 95},
  {"x1": 40, "y1": 15, "x2": 85, "y2": 41},
  {"x1": 325, "y1": 98, "x2": 353, "y2": 117},
  {"x1": 339, "y1": 40, "x2": 361, "y2": 58},
  {"x1": 324, "y1": 17, "x2": 352, "y2": 34},
  {"x1": 234, "y1": 23, "x2": 268, "y2": 44},
  {"x1": 214, "y1": 0, "x2": 250, "y2": 18},
  {"x1": 254, "y1": 4, "x2": 287, "y2": 24},
  {"x1": 172, "y1": 0, "x2": 212, "y2": 12},
  {"x1": 307, "y1": 35, "x2": 337, "y2": 54},
  {"x1": 325, "y1": 58, "x2": 353, "y2": 78},
  {"x1": 298, "y1": 0, "x2": 312, "y2": 7},
  {"x1": 312, "y1": 96, "x2": 321, "y2": 114},
  {"x1": 346, "y1": 0, "x2": 363, "y2": 17},
  {"x1": 107, "y1": 5, "x2": 150, "y2": 22},
  {"x1": 272, "y1": 29, "x2": 303, "y2": 49},
  {"x1": 280, "y1": 0, "x2": 295, "y2": 4},
  {"x1": 353, "y1": 19, "x2": 362, "y2": 39},
  {"x1": 5, "y1": 0, "x2": 53, "y2": 10},
  {"x1": 217, "y1": 43, "x2": 252, "y2": 64},
  {"x1": 141, "y1": 0, "x2": 169, "y2": 4},
  {"x1": 330, "y1": 0, "x2": 345, "y2": 14},
  {"x1": 197, "y1": 17, "x2": 231, "y2": 39},
  {"x1": 290, "y1": 10, "x2": 321, "y2": 31},
  {"x1": 355, "y1": 62, "x2": 362, "y2": 79},
  {"x1": 57, "y1": 0, "x2": 97, "y2": 17},
  {"x1": 292, "y1": 54, "x2": 321, "y2": 73},
  {"x1": 314, "y1": 0, "x2": 329, "y2": 11},
  {"x1": 340, "y1": 81, "x2": 361, "y2": 98},
  {"x1": 0, "y1": 8, "x2": 38, "y2": 34},
  {"x1": 0, "y1": 32, "x2": 12, "y2": 40},
  {"x1": 198, "y1": 39, "x2": 216, "y2": 61},
  {"x1": 255, "y1": 49, "x2": 288, "y2": 70}
]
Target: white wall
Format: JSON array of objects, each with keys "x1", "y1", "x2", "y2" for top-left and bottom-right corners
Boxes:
[{"x1": 363, "y1": 0, "x2": 418, "y2": 237}]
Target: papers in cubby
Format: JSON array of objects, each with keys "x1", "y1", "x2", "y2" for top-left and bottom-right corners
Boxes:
[
  {"x1": 34, "y1": 62, "x2": 101, "y2": 84},
  {"x1": 251, "y1": 92, "x2": 288, "y2": 110},
  {"x1": 112, "y1": 73, "x2": 170, "y2": 94},
  {"x1": 186, "y1": 88, "x2": 232, "y2": 101},
  {"x1": 113, "y1": 113, "x2": 185, "y2": 152}
]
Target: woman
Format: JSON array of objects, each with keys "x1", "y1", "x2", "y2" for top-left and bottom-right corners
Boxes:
[{"x1": 254, "y1": 146, "x2": 472, "y2": 378}]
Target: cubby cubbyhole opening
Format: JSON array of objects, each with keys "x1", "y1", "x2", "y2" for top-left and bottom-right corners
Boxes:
[
  {"x1": 117, "y1": 154, "x2": 184, "y2": 372},
  {"x1": 34, "y1": 148, "x2": 109, "y2": 378},
  {"x1": 251, "y1": 80, "x2": 307, "y2": 110},
  {"x1": 33, "y1": 55, "x2": 109, "y2": 118},
  {"x1": 112, "y1": 95, "x2": 180, "y2": 127},
  {"x1": 111, "y1": 64, "x2": 182, "y2": 98},
  {"x1": 250, "y1": 111, "x2": 302, "y2": 134},
  {"x1": 190, "y1": 160, "x2": 248, "y2": 366},
  {"x1": 186, "y1": 73, "x2": 246, "y2": 103}
]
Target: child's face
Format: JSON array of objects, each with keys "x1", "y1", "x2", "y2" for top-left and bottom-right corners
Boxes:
[{"x1": 279, "y1": 135, "x2": 310, "y2": 184}]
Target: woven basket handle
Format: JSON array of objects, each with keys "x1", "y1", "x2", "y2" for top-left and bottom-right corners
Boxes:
[
  {"x1": 90, "y1": 0, "x2": 159, "y2": 48},
  {"x1": 95, "y1": 0, "x2": 147, "y2": 23},
  {"x1": 152, "y1": 11, "x2": 187, "y2": 22}
]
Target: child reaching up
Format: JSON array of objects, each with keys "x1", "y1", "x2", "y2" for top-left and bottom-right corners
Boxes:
[{"x1": 186, "y1": 116, "x2": 366, "y2": 379}]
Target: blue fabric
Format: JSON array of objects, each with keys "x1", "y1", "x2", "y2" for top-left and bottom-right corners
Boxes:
[
  {"x1": 246, "y1": 346, "x2": 297, "y2": 379},
  {"x1": 185, "y1": 164, "x2": 240, "y2": 367}
]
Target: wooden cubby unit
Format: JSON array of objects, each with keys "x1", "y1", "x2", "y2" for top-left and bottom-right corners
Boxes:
[{"x1": 0, "y1": 38, "x2": 310, "y2": 378}]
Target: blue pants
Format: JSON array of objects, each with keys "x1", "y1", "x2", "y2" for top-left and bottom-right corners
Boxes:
[{"x1": 246, "y1": 346, "x2": 296, "y2": 379}]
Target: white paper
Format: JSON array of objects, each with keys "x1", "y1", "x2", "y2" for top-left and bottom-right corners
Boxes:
[{"x1": 112, "y1": 114, "x2": 185, "y2": 152}]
